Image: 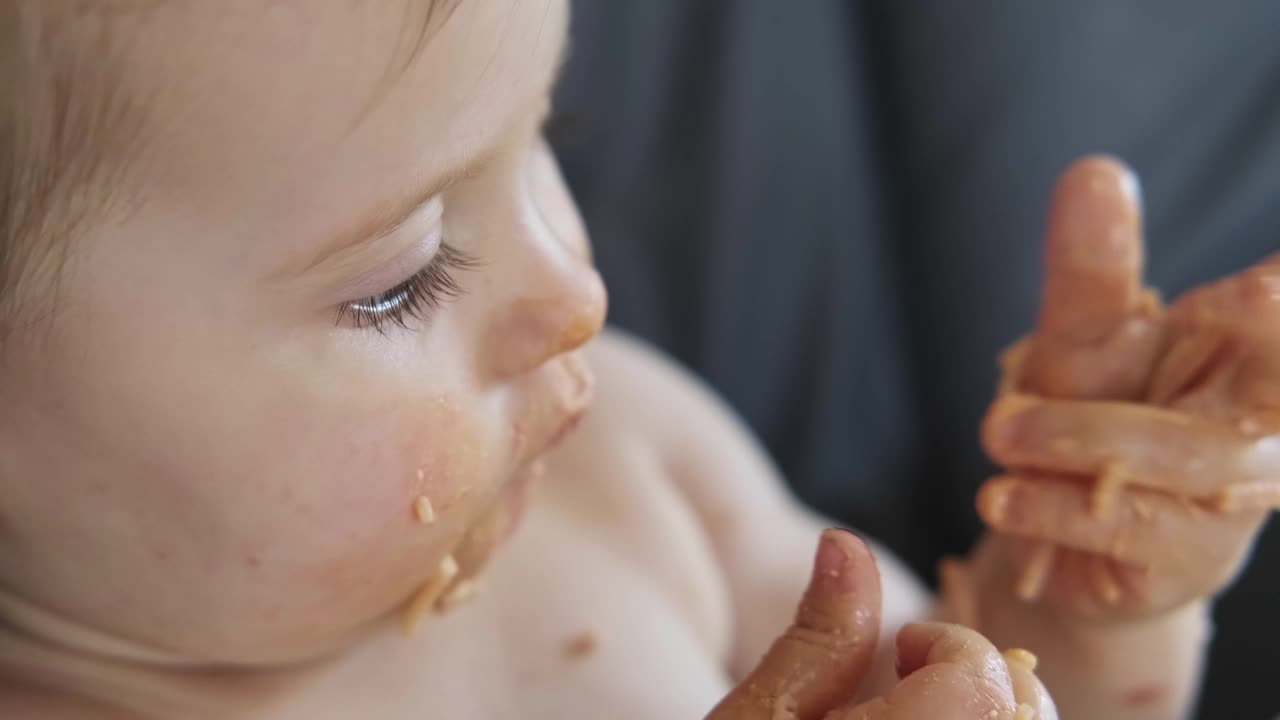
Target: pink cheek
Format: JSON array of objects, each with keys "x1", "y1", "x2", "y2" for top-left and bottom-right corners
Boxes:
[
  {"x1": 224, "y1": 390, "x2": 505, "y2": 642},
  {"x1": 320, "y1": 395, "x2": 481, "y2": 524},
  {"x1": 398, "y1": 397, "x2": 489, "y2": 518},
  {"x1": 287, "y1": 397, "x2": 483, "y2": 589}
]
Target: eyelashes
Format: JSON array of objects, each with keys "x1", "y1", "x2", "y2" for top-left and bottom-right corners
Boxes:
[
  {"x1": 334, "y1": 111, "x2": 574, "y2": 335},
  {"x1": 336, "y1": 245, "x2": 479, "y2": 333}
]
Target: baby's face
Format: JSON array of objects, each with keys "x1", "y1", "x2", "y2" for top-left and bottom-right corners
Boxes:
[{"x1": 0, "y1": 0, "x2": 600, "y2": 664}]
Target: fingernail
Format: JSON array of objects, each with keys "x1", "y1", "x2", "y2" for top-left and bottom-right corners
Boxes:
[
  {"x1": 984, "y1": 394, "x2": 1036, "y2": 451},
  {"x1": 992, "y1": 393, "x2": 1038, "y2": 418},
  {"x1": 1119, "y1": 166, "x2": 1142, "y2": 207},
  {"x1": 814, "y1": 529, "x2": 858, "y2": 592},
  {"x1": 977, "y1": 478, "x2": 1016, "y2": 525}
]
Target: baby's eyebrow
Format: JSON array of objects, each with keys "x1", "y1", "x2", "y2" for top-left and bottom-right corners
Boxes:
[{"x1": 297, "y1": 158, "x2": 484, "y2": 275}]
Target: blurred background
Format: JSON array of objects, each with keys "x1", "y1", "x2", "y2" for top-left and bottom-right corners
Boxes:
[{"x1": 550, "y1": 2, "x2": 1280, "y2": 718}]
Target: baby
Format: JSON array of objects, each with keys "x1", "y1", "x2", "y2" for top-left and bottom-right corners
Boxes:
[{"x1": 0, "y1": 2, "x2": 1276, "y2": 718}]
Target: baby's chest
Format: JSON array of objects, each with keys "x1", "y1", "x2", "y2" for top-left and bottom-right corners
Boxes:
[{"x1": 408, "y1": 497, "x2": 735, "y2": 719}]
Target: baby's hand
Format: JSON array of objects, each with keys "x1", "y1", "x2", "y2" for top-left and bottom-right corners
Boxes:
[
  {"x1": 979, "y1": 394, "x2": 1273, "y2": 618},
  {"x1": 708, "y1": 530, "x2": 1056, "y2": 720},
  {"x1": 975, "y1": 157, "x2": 1279, "y2": 619}
]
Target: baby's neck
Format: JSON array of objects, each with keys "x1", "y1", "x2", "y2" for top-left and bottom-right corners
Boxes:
[{"x1": 0, "y1": 590, "x2": 346, "y2": 719}]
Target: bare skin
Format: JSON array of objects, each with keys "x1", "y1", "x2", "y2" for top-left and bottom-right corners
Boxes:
[
  {"x1": 984, "y1": 158, "x2": 1271, "y2": 619},
  {"x1": 0, "y1": 2, "x2": 1268, "y2": 719},
  {"x1": 0, "y1": 2, "x2": 1048, "y2": 718},
  {"x1": 955, "y1": 157, "x2": 1279, "y2": 719},
  {"x1": 0, "y1": 328, "x2": 1054, "y2": 719}
]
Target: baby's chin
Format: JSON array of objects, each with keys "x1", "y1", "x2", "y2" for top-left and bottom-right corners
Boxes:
[
  {"x1": 455, "y1": 459, "x2": 545, "y2": 570},
  {"x1": 390, "y1": 458, "x2": 546, "y2": 637},
  {"x1": 204, "y1": 397, "x2": 570, "y2": 655}
]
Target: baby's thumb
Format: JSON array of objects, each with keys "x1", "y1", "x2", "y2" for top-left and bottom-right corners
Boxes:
[
  {"x1": 1023, "y1": 155, "x2": 1162, "y2": 401},
  {"x1": 1035, "y1": 155, "x2": 1145, "y2": 347},
  {"x1": 706, "y1": 530, "x2": 882, "y2": 720}
]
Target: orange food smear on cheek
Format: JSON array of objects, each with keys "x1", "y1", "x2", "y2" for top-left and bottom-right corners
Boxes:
[
  {"x1": 288, "y1": 396, "x2": 486, "y2": 599},
  {"x1": 399, "y1": 395, "x2": 491, "y2": 523}
]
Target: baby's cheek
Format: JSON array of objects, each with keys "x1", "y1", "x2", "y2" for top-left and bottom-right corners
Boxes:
[
  {"x1": 270, "y1": 395, "x2": 498, "y2": 622},
  {"x1": 398, "y1": 396, "x2": 493, "y2": 513}
]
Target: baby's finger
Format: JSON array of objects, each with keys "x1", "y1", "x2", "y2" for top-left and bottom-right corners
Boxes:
[
  {"x1": 1003, "y1": 649, "x2": 1060, "y2": 720},
  {"x1": 1166, "y1": 263, "x2": 1280, "y2": 410},
  {"x1": 996, "y1": 337, "x2": 1032, "y2": 396},
  {"x1": 1146, "y1": 330, "x2": 1232, "y2": 406},
  {"x1": 982, "y1": 394, "x2": 1274, "y2": 498},
  {"x1": 977, "y1": 475, "x2": 1263, "y2": 569},
  {"x1": 1168, "y1": 257, "x2": 1280, "y2": 346},
  {"x1": 893, "y1": 622, "x2": 1013, "y2": 687},
  {"x1": 826, "y1": 623, "x2": 1018, "y2": 719},
  {"x1": 1021, "y1": 309, "x2": 1165, "y2": 402},
  {"x1": 1022, "y1": 157, "x2": 1163, "y2": 401},
  {"x1": 1035, "y1": 156, "x2": 1146, "y2": 343},
  {"x1": 707, "y1": 530, "x2": 881, "y2": 720}
]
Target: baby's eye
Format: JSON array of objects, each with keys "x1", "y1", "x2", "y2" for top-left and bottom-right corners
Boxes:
[{"x1": 336, "y1": 245, "x2": 478, "y2": 333}]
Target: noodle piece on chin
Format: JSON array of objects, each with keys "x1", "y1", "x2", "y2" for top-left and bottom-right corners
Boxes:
[
  {"x1": 434, "y1": 579, "x2": 478, "y2": 613},
  {"x1": 401, "y1": 554, "x2": 460, "y2": 636}
]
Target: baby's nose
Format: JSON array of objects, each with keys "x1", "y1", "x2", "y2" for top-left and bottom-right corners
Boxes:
[{"x1": 485, "y1": 265, "x2": 606, "y2": 380}]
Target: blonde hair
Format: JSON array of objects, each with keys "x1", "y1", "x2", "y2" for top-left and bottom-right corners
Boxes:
[
  {"x1": 0, "y1": 0, "x2": 465, "y2": 332},
  {"x1": 0, "y1": 3, "x2": 147, "y2": 331}
]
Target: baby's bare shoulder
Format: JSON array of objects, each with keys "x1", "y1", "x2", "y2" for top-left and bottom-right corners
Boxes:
[{"x1": 576, "y1": 329, "x2": 740, "y2": 456}]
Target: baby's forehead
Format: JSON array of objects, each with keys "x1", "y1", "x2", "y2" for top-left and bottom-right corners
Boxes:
[
  {"x1": 3, "y1": 0, "x2": 468, "y2": 242},
  {"x1": 42, "y1": 0, "x2": 565, "y2": 257},
  {"x1": 111, "y1": 1, "x2": 542, "y2": 144}
]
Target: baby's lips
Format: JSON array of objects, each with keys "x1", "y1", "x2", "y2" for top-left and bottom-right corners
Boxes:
[{"x1": 512, "y1": 352, "x2": 595, "y2": 464}]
